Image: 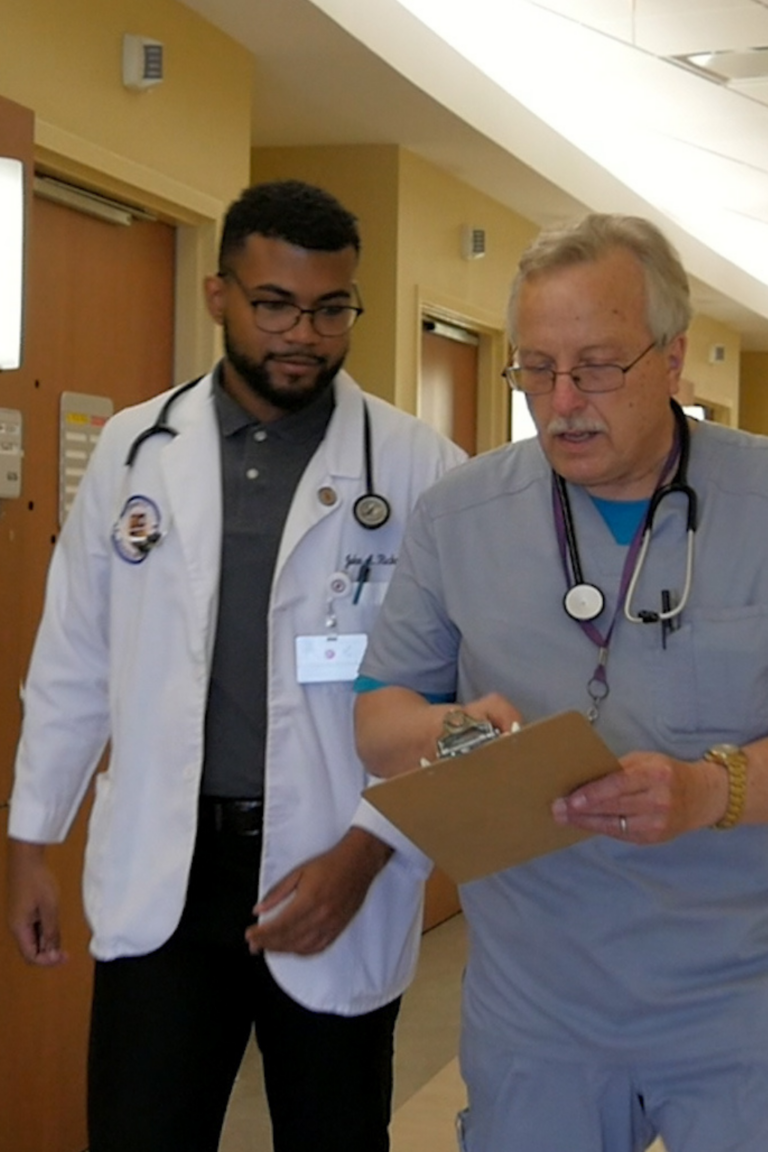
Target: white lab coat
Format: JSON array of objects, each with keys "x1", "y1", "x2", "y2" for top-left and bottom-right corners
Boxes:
[{"x1": 10, "y1": 369, "x2": 465, "y2": 1014}]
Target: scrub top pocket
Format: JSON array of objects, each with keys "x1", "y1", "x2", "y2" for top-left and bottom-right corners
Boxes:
[{"x1": 652, "y1": 606, "x2": 768, "y2": 742}]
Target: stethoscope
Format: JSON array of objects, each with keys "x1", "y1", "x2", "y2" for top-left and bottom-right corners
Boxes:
[
  {"x1": 112, "y1": 375, "x2": 391, "y2": 563},
  {"x1": 555, "y1": 399, "x2": 698, "y2": 627}
]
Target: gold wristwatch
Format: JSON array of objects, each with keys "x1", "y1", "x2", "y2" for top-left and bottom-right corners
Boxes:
[{"x1": 704, "y1": 744, "x2": 748, "y2": 830}]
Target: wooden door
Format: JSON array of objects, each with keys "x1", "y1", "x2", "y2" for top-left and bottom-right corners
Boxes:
[
  {"x1": 0, "y1": 188, "x2": 175, "y2": 1152},
  {"x1": 420, "y1": 321, "x2": 479, "y2": 456}
]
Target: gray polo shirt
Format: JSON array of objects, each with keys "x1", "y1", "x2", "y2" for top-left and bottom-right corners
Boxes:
[{"x1": 201, "y1": 371, "x2": 334, "y2": 798}]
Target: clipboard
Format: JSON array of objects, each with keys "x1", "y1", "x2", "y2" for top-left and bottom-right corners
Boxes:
[{"x1": 363, "y1": 710, "x2": 620, "y2": 884}]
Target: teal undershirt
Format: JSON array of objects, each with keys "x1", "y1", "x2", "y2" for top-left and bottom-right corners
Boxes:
[{"x1": 590, "y1": 494, "x2": 648, "y2": 545}]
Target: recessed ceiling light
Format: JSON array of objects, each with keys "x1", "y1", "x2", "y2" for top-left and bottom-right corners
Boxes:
[{"x1": 676, "y1": 46, "x2": 768, "y2": 84}]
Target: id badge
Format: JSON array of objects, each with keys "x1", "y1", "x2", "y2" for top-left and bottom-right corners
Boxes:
[{"x1": 295, "y1": 633, "x2": 368, "y2": 684}]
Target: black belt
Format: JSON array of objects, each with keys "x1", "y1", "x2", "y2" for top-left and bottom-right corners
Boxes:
[{"x1": 198, "y1": 796, "x2": 264, "y2": 837}]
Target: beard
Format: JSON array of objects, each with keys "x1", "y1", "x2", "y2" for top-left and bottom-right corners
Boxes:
[{"x1": 223, "y1": 327, "x2": 345, "y2": 414}]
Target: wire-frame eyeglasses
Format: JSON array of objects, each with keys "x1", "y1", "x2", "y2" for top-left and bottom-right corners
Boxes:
[
  {"x1": 219, "y1": 267, "x2": 365, "y2": 337},
  {"x1": 502, "y1": 341, "x2": 657, "y2": 395}
]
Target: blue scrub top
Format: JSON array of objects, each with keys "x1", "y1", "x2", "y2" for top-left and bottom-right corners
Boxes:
[{"x1": 360, "y1": 420, "x2": 768, "y2": 1061}]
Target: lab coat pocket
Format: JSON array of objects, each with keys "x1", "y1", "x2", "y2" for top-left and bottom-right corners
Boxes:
[{"x1": 335, "y1": 578, "x2": 391, "y2": 635}]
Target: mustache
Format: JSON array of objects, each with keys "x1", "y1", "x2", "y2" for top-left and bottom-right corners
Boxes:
[{"x1": 545, "y1": 415, "x2": 608, "y2": 436}]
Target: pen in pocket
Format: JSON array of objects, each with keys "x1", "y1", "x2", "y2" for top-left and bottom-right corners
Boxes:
[{"x1": 353, "y1": 555, "x2": 373, "y2": 605}]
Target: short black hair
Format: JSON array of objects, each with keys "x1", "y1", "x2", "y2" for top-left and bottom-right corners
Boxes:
[{"x1": 219, "y1": 179, "x2": 361, "y2": 267}]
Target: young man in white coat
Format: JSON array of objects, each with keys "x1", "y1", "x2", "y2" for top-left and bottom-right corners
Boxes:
[{"x1": 7, "y1": 179, "x2": 465, "y2": 1152}]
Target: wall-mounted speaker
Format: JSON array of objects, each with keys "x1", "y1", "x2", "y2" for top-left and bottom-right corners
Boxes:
[
  {"x1": 461, "y1": 225, "x2": 486, "y2": 260},
  {"x1": 123, "y1": 34, "x2": 164, "y2": 91}
]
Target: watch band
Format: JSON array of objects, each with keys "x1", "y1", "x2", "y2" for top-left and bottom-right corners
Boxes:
[{"x1": 704, "y1": 744, "x2": 748, "y2": 830}]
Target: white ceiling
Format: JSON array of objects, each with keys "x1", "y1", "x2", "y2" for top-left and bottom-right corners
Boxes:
[{"x1": 181, "y1": 0, "x2": 768, "y2": 350}]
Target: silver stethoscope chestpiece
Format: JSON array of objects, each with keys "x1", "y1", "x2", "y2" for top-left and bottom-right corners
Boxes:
[
  {"x1": 564, "y1": 582, "x2": 605, "y2": 623},
  {"x1": 353, "y1": 492, "x2": 391, "y2": 530}
]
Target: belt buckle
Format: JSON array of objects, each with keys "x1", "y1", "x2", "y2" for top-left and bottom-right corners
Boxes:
[
  {"x1": 226, "y1": 798, "x2": 263, "y2": 837},
  {"x1": 202, "y1": 797, "x2": 263, "y2": 836}
]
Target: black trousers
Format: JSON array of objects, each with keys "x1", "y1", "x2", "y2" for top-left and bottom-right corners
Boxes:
[{"x1": 88, "y1": 813, "x2": 400, "y2": 1152}]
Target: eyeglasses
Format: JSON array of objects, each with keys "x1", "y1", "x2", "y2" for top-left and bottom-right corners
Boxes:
[
  {"x1": 219, "y1": 268, "x2": 365, "y2": 337},
  {"x1": 502, "y1": 341, "x2": 657, "y2": 395}
]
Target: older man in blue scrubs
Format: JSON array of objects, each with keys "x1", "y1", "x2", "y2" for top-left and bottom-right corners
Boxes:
[{"x1": 355, "y1": 214, "x2": 768, "y2": 1152}]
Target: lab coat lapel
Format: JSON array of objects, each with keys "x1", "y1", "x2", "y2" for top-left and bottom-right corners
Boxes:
[
  {"x1": 274, "y1": 374, "x2": 364, "y2": 578},
  {"x1": 160, "y1": 378, "x2": 222, "y2": 637}
]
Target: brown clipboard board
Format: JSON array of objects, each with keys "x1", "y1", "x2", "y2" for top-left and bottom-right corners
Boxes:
[{"x1": 363, "y1": 710, "x2": 620, "y2": 884}]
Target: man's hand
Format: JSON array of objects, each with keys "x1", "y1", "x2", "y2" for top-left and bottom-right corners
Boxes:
[
  {"x1": 244, "y1": 828, "x2": 393, "y2": 956},
  {"x1": 6, "y1": 839, "x2": 68, "y2": 966},
  {"x1": 355, "y1": 686, "x2": 523, "y2": 779},
  {"x1": 551, "y1": 751, "x2": 730, "y2": 844},
  {"x1": 451, "y1": 694, "x2": 523, "y2": 742}
]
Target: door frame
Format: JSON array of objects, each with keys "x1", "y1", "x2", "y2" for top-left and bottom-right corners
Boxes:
[
  {"x1": 33, "y1": 121, "x2": 230, "y2": 384},
  {"x1": 416, "y1": 287, "x2": 508, "y2": 454}
]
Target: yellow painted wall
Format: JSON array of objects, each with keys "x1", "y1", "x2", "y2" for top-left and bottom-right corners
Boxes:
[
  {"x1": 250, "y1": 143, "x2": 537, "y2": 447},
  {"x1": 396, "y1": 148, "x2": 537, "y2": 387},
  {"x1": 0, "y1": 0, "x2": 252, "y2": 213},
  {"x1": 251, "y1": 144, "x2": 400, "y2": 403},
  {"x1": 0, "y1": 0, "x2": 253, "y2": 377},
  {"x1": 740, "y1": 352, "x2": 768, "y2": 435},
  {"x1": 682, "y1": 313, "x2": 741, "y2": 426},
  {"x1": 397, "y1": 148, "x2": 537, "y2": 442}
]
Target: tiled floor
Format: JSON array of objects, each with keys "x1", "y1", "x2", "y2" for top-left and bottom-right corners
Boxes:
[
  {"x1": 220, "y1": 912, "x2": 666, "y2": 1152},
  {"x1": 220, "y1": 913, "x2": 467, "y2": 1152}
]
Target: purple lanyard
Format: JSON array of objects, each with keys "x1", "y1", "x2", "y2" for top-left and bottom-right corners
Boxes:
[{"x1": 551, "y1": 431, "x2": 680, "y2": 722}]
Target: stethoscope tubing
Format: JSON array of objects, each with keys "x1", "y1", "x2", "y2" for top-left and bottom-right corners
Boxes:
[
  {"x1": 123, "y1": 376, "x2": 203, "y2": 468},
  {"x1": 556, "y1": 400, "x2": 697, "y2": 627},
  {"x1": 623, "y1": 402, "x2": 697, "y2": 624},
  {"x1": 115, "y1": 374, "x2": 391, "y2": 558}
]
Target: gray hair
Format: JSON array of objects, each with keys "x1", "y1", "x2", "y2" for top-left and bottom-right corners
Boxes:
[{"x1": 507, "y1": 214, "x2": 691, "y2": 347}]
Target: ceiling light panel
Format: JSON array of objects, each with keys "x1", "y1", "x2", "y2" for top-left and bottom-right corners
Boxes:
[
  {"x1": 634, "y1": 2, "x2": 768, "y2": 56},
  {"x1": 687, "y1": 46, "x2": 768, "y2": 78},
  {"x1": 534, "y1": 1, "x2": 768, "y2": 57}
]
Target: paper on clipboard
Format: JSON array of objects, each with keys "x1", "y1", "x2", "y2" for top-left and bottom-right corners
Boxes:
[{"x1": 363, "y1": 710, "x2": 620, "y2": 884}]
